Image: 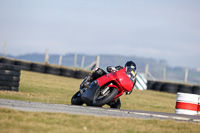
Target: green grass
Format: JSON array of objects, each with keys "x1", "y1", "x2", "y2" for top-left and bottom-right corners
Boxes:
[
  {"x1": 0, "y1": 70, "x2": 177, "y2": 113},
  {"x1": 0, "y1": 107, "x2": 199, "y2": 133},
  {"x1": 0, "y1": 70, "x2": 199, "y2": 133}
]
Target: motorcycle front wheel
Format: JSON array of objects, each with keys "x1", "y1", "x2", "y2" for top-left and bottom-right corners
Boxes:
[
  {"x1": 93, "y1": 87, "x2": 118, "y2": 107},
  {"x1": 71, "y1": 91, "x2": 84, "y2": 105}
]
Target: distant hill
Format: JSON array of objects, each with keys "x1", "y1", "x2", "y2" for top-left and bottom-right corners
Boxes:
[{"x1": 2, "y1": 53, "x2": 200, "y2": 84}]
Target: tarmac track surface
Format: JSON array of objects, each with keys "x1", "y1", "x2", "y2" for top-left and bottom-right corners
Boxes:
[{"x1": 0, "y1": 99, "x2": 200, "y2": 123}]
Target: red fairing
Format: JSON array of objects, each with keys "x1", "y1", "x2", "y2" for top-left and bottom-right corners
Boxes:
[
  {"x1": 116, "y1": 68, "x2": 133, "y2": 92},
  {"x1": 96, "y1": 67, "x2": 133, "y2": 93}
]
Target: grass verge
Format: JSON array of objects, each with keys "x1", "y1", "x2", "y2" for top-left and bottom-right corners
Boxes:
[
  {"x1": 0, "y1": 107, "x2": 199, "y2": 133},
  {"x1": 0, "y1": 70, "x2": 177, "y2": 113}
]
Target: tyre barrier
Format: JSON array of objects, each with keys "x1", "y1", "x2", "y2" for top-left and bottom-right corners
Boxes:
[
  {"x1": 74, "y1": 70, "x2": 91, "y2": 79},
  {"x1": 45, "y1": 66, "x2": 60, "y2": 75},
  {"x1": 15, "y1": 60, "x2": 32, "y2": 71},
  {"x1": 0, "y1": 57, "x2": 90, "y2": 79},
  {"x1": 178, "y1": 84, "x2": 193, "y2": 94},
  {"x1": 151, "y1": 81, "x2": 163, "y2": 91},
  {"x1": 0, "y1": 57, "x2": 15, "y2": 65},
  {"x1": 31, "y1": 63, "x2": 46, "y2": 73},
  {"x1": 147, "y1": 80, "x2": 200, "y2": 95},
  {"x1": 147, "y1": 80, "x2": 155, "y2": 90},
  {"x1": 192, "y1": 86, "x2": 200, "y2": 95},
  {"x1": 160, "y1": 83, "x2": 178, "y2": 94},
  {"x1": 175, "y1": 92, "x2": 199, "y2": 115},
  {"x1": 0, "y1": 63, "x2": 21, "y2": 91},
  {"x1": 60, "y1": 68, "x2": 76, "y2": 77}
]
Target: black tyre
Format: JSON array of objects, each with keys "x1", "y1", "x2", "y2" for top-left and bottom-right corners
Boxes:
[
  {"x1": 93, "y1": 87, "x2": 118, "y2": 107},
  {"x1": 12, "y1": 76, "x2": 20, "y2": 82},
  {"x1": 31, "y1": 63, "x2": 46, "y2": 73},
  {"x1": 0, "y1": 76, "x2": 13, "y2": 81},
  {"x1": 75, "y1": 70, "x2": 90, "y2": 79},
  {"x1": 0, "y1": 70, "x2": 20, "y2": 76},
  {"x1": 192, "y1": 86, "x2": 200, "y2": 95},
  {"x1": 0, "y1": 81, "x2": 12, "y2": 87},
  {"x1": 0, "y1": 63, "x2": 21, "y2": 71},
  {"x1": 60, "y1": 68, "x2": 75, "y2": 77},
  {"x1": 0, "y1": 86, "x2": 12, "y2": 91},
  {"x1": 178, "y1": 84, "x2": 193, "y2": 94},
  {"x1": 108, "y1": 98, "x2": 121, "y2": 109},
  {"x1": 160, "y1": 83, "x2": 178, "y2": 94},
  {"x1": 0, "y1": 58, "x2": 15, "y2": 65},
  {"x1": 151, "y1": 82, "x2": 163, "y2": 91},
  {"x1": 15, "y1": 60, "x2": 31, "y2": 70},
  {"x1": 11, "y1": 87, "x2": 19, "y2": 91},
  {"x1": 12, "y1": 82, "x2": 19, "y2": 87},
  {"x1": 45, "y1": 66, "x2": 60, "y2": 75},
  {"x1": 71, "y1": 91, "x2": 84, "y2": 105},
  {"x1": 147, "y1": 80, "x2": 155, "y2": 90}
]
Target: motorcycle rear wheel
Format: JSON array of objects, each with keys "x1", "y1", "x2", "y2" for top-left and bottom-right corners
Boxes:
[
  {"x1": 71, "y1": 91, "x2": 84, "y2": 105},
  {"x1": 93, "y1": 87, "x2": 118, "y2": 107}
]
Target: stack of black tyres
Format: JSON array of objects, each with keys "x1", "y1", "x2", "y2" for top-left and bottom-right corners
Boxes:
[
  {"x1": 0, "y1": 57, "x2": 15, "y2": 65},
  {"x1": 74, "y1": 70, "x2": 91, "y2": 79},
  {"x1": 0, "y1": 63, "x2": 21, "y2": 91},
  {"x1": 147, "y1": 80, "x2": 155, "y2": 90},
  {"x1": 45, "y1": 65, "x2": 60, "y2": 75},
  {"x1": 151, "y1": 81, "x2": 163, "y2": 91},
  {"x1": 31, "y1": 63, "x2": 46, "y2": 73},
  {"x1": 192, "y1": 86, "x2": 200, "y2": 95},
  {"x1": 15, "y1": 60, "x2": 32, "y2": 71},
  {"x1": 177, "y1": 84, "x2": 193, "y2": 94},
  {"x1": 160, "y1": 83, "x2": 178, "y2": 94},
  {"x1": 147, "y1": 80, "x2": 200, "y2": 95},
  {"x1": 0, "y1": 57, "x2": 92, "y2": 79},
  {"x1": 60, "y1": 68, "x2": 76, "y2": 78}
]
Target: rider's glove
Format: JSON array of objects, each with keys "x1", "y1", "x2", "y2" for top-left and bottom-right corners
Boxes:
[{"x1": 126, "y1": 89, "x2": 133, "y2": 95}]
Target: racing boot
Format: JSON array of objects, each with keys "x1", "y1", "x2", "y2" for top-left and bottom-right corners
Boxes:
[{"x1": 108, "y1": 98, "x2": 121, "y2": 109}]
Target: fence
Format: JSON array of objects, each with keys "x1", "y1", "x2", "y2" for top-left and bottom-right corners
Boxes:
[{"x1": 1, "y1": 43, "x2": 200, "y2": 85}]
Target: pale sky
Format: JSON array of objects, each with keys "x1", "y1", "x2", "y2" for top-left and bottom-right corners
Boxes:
[{"x1": 0, "y1": 0, "x2": 199, "y2": 68}]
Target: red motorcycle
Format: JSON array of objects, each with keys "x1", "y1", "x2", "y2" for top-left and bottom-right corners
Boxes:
[{"x1": 71, "y1": 66, "x2": 136, "y2": 109}]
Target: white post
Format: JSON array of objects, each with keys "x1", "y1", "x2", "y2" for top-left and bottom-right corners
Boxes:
[
  {"x1": 145, "y1": 64, "x2": 148, "y2": 79},
  {"x1": 96, "y1": 56, "x2": 100, "y2": 68},
  {"x1": 73, "y1": 53, "x2": 77, "y2": 68},
  {"x1": 59, "y1": 55, "x2": 62, "y2": 65},
  {"x1": 44, "y1": 49, "x2": 49, "y2": 64},
  {"x1": 81, "y1": 56, "x2": 85, "y2": 69},
  {"x1": 184, "y1": 68, "x2": 189, "y2": 83},
  {"x1": 3, "y1": 42, "x2": 7, "y2": 57},
  {"x1": 163, "y1": 68, "x2": 166, "y2": 81}
]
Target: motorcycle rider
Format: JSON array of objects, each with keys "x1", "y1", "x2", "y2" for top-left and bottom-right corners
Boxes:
[
  {"x1": 80, "y1": 61, "x2": 137, "y2": 89},
  {"x1": 80, "y1": 61, "x2": 137, "y2": 108}
]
